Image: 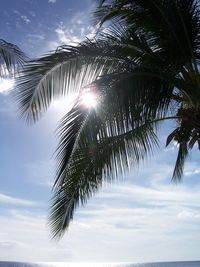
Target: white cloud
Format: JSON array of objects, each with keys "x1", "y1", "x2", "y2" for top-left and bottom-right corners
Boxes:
[
  {"x1": 54, "y1": 24, "x2": 81, "y2": 45},
  {"x1": 97, "y1": 183, "x2": 200, "y2": 207},
  {"x1": 11, "y1": 131, "x2": 199, "y2": 261},
  {"x1": 184, "y1": 168, "x2": 200, "y2": 176},
  {"x1": 48, "y1": 6, "x2": 97, "y2": 50},
  {"x1": 70, "y1": 182, "x2": 200, "y2": 261},
  {"x1": 48, "y1": 0, "x2": 57, "y2": 3},
  {"x1": 164, "y1": 141, "x2": 179, "y2": 152},
  {"x1": 0, "y1": 186, "x2": 200, "y2": 263},
  {"x1": 184, "y1": 167, "x2": 200, "y2": 176},
  {"x1": 12, "y1": 9, "x2": 30, "y2": 24},
  {"x1": 12, "y1": 9, "x2": 31, "y2": 24},
  {"x1": 0, "y1": 193, "x2": 36, "y2": 206},
  {"x1": 49, "y1": 23, "x2": 95, "y2": 50},
  {"x1": 1, "y1": 155, "x2": 200, "y2": 262},
  {"x1": 15, "y1": 133, "x2": 195, "y2": 258},
  {"x1": 21, "y1": 15, "x2": 31, "y2": 24},
  {"x1": 177, "y1": 210, "x2": 200, "y2": 220},
  {"x1": 0, "y1": 210, "x2": 73, "y2": 261}
]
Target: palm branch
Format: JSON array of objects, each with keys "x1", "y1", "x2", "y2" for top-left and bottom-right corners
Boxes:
[
  {"x1": 0, "y1": 39, "x2": 27, "y2": 77},
  {"x1": 50, "y1": 113, "x2": 159, "y2": 239}
]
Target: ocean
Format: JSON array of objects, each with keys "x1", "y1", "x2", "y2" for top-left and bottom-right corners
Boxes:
[{"x1": 0, "y1": 262, "x2": 200, "y2": 267}]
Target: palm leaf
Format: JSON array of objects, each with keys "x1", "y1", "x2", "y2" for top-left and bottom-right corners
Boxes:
[
  {"x1": 0, "y1": 39, "x2": 27, "y2": 77},
  {"x1": 95, "y1": 0, "x2": 200, "y2": 69},
  {"x1": 172, "y1": 142, "x2": 189, "y2": 181},
  {"x1": 15, "y1": 36, "x2": 146, "y2": 123},
  {"x1": 54, "y1": 99, "x2": 89, "y2": 188},
  {"x1": 50, "y1": 114, "x2": 159, "y2": 239}
]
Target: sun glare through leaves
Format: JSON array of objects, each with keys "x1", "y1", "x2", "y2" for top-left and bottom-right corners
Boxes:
[
  {"x1": 0, "y1": 78, "x2": 14, "y2": 93},
  {"x1": 80, "y1": 88, "x2": 98, "y2": 109}
]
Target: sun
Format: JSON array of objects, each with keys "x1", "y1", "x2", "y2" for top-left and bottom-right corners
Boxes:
[
  {"x1": 80, "y1": 88, "x2": 98, "y2": 108},
  {"x1": 0, "y1": 78, "x2": 14, "y2": 93},
  {"x1": 49, "y1": 87, "x2": 99, "y2": 118}
]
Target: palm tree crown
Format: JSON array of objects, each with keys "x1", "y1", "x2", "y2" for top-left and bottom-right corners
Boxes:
[{"x1": 15, "y1": 0, "x2": 200, "y2": 239}]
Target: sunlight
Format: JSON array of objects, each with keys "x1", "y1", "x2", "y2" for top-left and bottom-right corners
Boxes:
[
  {"x1": 0, "y1": 78, "x2": 14, "y2": 94},
  {"x1": 81, "y1": 89, "x2": 98, "y2": 109},
  {"x1": 49, "y1": 89, "x2": 98, "y2": 117},
  {"x1": 51, "y1": 93, "x2": 78, "y2": 112}
]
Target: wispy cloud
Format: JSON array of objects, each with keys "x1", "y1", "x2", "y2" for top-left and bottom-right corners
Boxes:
[
  {"x1": 177, "y1": 210, "x2": 200, "y2": 220},
  {"x1": 12, "y1": 9, "x2": 31, "y2": 24},
  {"x1": 0, "y1": 240, "x2": 23, "y2": 250},
  {"x1": 48, "y1": 5, "x2": 97, "y2": 50},
  {"x1": 0, "y1": 210, "x2": 72, "y2": 261},
  {"x1": 48, "y1": 0, "x2": 57, "y2": 3},
  {"x1": 54, "y1": 24, "x2": 81, "y2": 44},
  {"x1": 184, "y1": 162, "x2": 200, "y2": 176},
  {"x1": 21, "y1": 15, "x2": 31, "y2": 24},
  {"x1": 96, "y1": 183, "x2": 200, "y2": 208},
  {"x1": 0, "y1": 167, "x2": 200, "y2": 262},
  {"x1": 0, "y1": 193, "x2": 36, "y2": 206}
]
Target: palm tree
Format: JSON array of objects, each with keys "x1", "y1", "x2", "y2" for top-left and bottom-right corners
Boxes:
[
  {"x1": 15, "y1": 0, "x2": 200, "y2": 239},
  {"x1": 94, "y1": 0, "x2": 200, "y2": 177},
  {"x1": 0, "y1": 39, "x2": 26, "y2": 79}
]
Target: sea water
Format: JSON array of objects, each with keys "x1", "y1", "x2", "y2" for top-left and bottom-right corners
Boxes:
[{"x1": 0, "y1": 262, "x2": 200, "y2": 267}]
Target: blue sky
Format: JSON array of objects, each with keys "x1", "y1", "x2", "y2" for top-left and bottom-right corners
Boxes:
[{"x1": 0, "y1": 0, "x2": 200, "y2": 263}]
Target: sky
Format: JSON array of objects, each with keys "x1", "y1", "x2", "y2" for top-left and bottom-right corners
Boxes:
[{"x1": 0, "y1": 0, "x2": 200, "y2": 263}]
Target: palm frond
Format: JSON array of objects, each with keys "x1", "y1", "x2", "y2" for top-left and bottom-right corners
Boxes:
[
  {"x1": 97, "y1": 70, "x2": 173, "y2": 128},
  {"x1": 0, "y1": 39, "x2": 27, "y2": 77},
  {"x1": 54, "y1": 99, "x2": 89, "y2": 188},
  {"x1": 94, "y1": 0, "x2": 132, "y2": 27},
  {"x1": 172, "y1": 142, "x2": 189, "y2": 182},
  {"x1": 50, "y1": 113, "x2": 159, "y2": 239},
  {"x1": 95, "y1": 0, "x2": 200, "y2": 69},
  {"x1": 15, "y1": 36, "x2": 145, "y2": 123}
]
